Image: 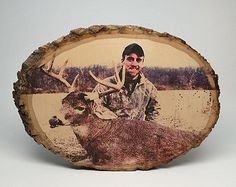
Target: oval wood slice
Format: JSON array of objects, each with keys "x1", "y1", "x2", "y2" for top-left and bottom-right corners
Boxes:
[{"x1": 13, "y1": 25, "x2": 220, "y2": 170}]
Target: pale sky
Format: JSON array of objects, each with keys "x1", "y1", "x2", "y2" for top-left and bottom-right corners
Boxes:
[{"x1": 47, "y1": 37, "x2": 200, "y2": 69}]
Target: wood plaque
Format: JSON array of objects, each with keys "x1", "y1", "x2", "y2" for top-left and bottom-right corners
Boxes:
[{"x1": 13, "y1": 25, "x2": 220, "y2": 170}]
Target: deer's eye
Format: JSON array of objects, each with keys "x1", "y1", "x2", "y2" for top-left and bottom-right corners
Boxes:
[
  {"x1": 77, "y1": 106, "x2": 85, "y2": 111},
  {"x1": 74, "y1": 107, "x2": 86, "y2": 115}
]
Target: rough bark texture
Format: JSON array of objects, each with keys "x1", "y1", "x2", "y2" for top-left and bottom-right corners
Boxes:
[{"x1": 13, "y1": 25, "x2": 220, "y2": 170}]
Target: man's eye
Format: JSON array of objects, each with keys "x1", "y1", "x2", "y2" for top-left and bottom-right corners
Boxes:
[
  {"x1": 127, "y1": 57, "x2": 134, "y2": 62},
  {"x1": 136, "y1": 58, "x2": 142, "y2": 63}
]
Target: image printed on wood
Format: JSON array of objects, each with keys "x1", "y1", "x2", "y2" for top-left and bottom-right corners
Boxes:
[{"x1": 14, "y1": 26, "x2": 219, "y2": 170}]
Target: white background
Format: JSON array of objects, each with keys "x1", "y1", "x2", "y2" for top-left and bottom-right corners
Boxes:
[{"x1": 1, "y1": 0, "x2": 235, "y2": 186}]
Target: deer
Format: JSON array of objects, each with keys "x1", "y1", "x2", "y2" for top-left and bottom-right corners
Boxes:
[{"x1": 41, "y1": 56, "x2": 202, "y2": 170}]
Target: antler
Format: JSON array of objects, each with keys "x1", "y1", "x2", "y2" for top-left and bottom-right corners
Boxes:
[
  {"x1": 89, "y1": 63, "x2": 126, "y2": 97},
  {"x1": 41, "y1": 55, "x2": 79, "y2": 92}
]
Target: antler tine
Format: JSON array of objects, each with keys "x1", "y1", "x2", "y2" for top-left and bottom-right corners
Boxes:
[
  {"x1": 114, "y1": 61, "x2": 121, "y2": 83},
  {"x1": 89, "y1": 71, "x2": 120, "y2": 90},
  {"x1": 41, "y1": 57, "x2": 73, "y2": 90},
  {"x1": 89, "y1": 63, "x2": 126, "y2": 92},
  {"x1": 43, "y1": 54, "x2": 56, "y2": 72},
  {"x1": 59, "y1": 60, "x2": 68, "y2": 77},
  {"x1": 70, "y1": 73, "x2": 80, "y2": 92},
  {"x1": 98, "y1": 88, "x2": 119, "y2": 98},
  {"x1": 121, "y1": 63, "x2": 126, "y2": 85}
]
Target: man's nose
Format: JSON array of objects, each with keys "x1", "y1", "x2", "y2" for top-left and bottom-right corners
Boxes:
[{"x1": 130, "y1": 61, "x2": 139, "y2": 66}]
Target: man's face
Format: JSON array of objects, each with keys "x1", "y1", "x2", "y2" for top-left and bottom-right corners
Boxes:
[{"x1": 122, "y1": 53, "x2": 144, "y2": 79}]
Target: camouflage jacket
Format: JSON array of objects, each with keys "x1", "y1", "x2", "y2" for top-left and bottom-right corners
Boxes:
[{"x1": 93, "y1": 73, "x2": 160, "y2": 121}]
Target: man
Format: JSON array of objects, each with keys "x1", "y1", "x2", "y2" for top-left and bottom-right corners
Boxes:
[{"x1": 93, "y1": 43, "x2": 160, "y2": 121}]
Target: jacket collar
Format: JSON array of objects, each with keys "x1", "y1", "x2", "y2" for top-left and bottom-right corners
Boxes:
[{"x1": 118, "y1": 69, "x2": 147, "y2": 86}]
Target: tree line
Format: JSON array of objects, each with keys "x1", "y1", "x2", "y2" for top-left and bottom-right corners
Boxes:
[{"x1": 27, "y1": 65, "x2": 211, "y2": 93}]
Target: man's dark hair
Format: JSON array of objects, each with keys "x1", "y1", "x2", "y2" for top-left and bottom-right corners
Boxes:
[{"x1": 122, "y1": 43, "x2": 144, "y2": 60}]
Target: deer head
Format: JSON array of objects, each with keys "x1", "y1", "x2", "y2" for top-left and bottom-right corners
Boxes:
[{"x1": 41, "y1": 55, "x2": 126, "y2": 126}]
